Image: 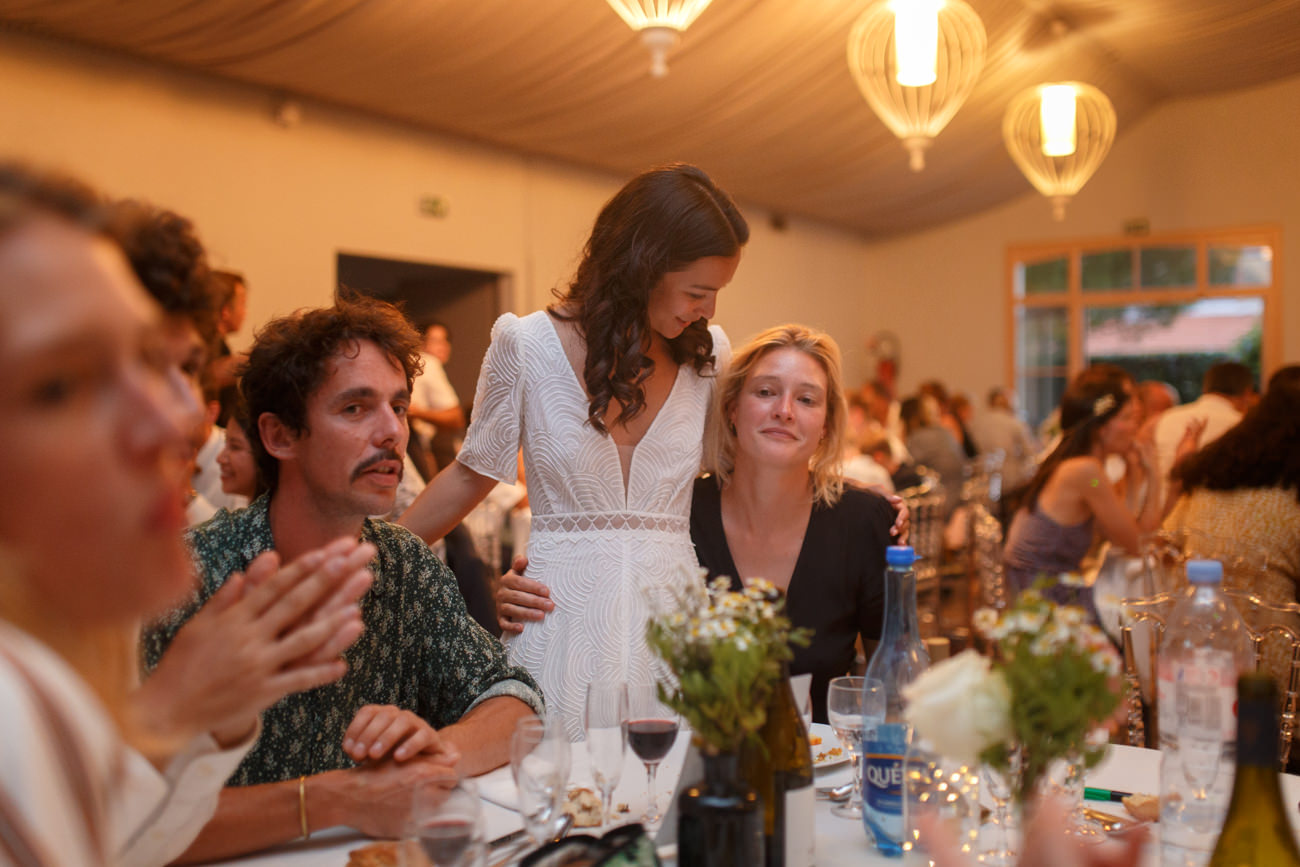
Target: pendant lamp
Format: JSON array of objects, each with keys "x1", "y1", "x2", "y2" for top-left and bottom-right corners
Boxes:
[
  {"x1": 1003, "y1": 81, "x2": 1116, "y2": 220},
  {"x1": 605, "y1": 0, "x2": 714, "y2": 77},
  {"x1": 847, "y1": 0, "x2": 987, "y2": 171}
]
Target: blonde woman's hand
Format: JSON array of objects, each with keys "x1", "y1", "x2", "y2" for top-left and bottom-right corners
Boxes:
[
  {"x1": 887, "y1": 495, "x2": 910, "y2": 543},
  {"x1": 495, "y1": 554, "x2": 552, "y2": 634}
]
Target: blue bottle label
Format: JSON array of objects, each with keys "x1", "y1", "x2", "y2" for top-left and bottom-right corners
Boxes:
[{"x1": 862, "y1": 725, "x2": 908, "y2": 854}]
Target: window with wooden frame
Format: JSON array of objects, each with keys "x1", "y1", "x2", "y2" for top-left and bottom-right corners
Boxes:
[{"x1": 1007, "y1": 226, "x2": 1282, "y2": 430}]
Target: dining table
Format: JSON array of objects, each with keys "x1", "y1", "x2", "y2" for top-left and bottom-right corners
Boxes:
[{"x1": 207, "y1": 732, "x2": 1300, "y2": 867}]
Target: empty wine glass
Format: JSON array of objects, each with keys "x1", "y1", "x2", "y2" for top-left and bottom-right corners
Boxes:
[
  {"x1": 406, "y1": 777, "x2": 485, "y2": 867},
  {"x1": 980, "y1": 748, "x2": 1020, "y2": 867},
  {"x1": 585, "y1": 681, "x2": 628, "y2": 829},
  {"x1": 626, "y1": 682, "x2": 679, "y2": 827},
  {"x1": 510, "y1": 716, "x2": 571, "y2": 846},
  {"x1": 828, "y1": 676, "x2": 873, "y2": 819}
]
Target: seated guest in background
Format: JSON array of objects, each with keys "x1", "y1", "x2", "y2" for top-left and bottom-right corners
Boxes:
[
  {"x1": 863, "y1": 434, "x2": 924, "y2": 492},
  {"x1": 498, "y1": 325, "x2": 893, "y2": 724},
  {"x1": 0, "y1": 162, "x2": 371, "y2": 867},
  {"x1": 208, "y1": 268, "x2": 249, "y2": 425},
  {"x1": 1153, "y1": 361, "x2": 1255, "y2": 480},
  {"x1": 143, "y1": 294, "x2": 542, "y2": 862},
  {"x1": 110, "y1": 201, "x2": 247, "y2": 516},
  {"x1": 1003, "y1": 366, "x2": 1194, "y2": 611},
  {"x1": 217, "y1": 396, "x2": 267, "y2": 502},
  {"x1": 859, "y1": 377, "x2": 909, "y2": 460},
  {"x1": 843, "y1": 394, "x2": 895, "y2": 493},
  {"x1": 920, "y1": 379, "x2": 977, "y2": 458},
  {"x1": 1165, "y1": 365, "x2": 1300, "y2": 682},
  {"x1": 901, "y1": 393, "x2": 966, "y2": 515},
  {"x1": 967, "y1": 386, "x2": 1039, "y2": 492},
  {"x1": 947, "y1": 391, "x2": 979, "y2": 458}
]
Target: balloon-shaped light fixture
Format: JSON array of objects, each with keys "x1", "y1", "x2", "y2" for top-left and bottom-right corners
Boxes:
[
  {"x1": 1003, "y1": 81, "x2": 1117, "y2": 220},
  {"x1": 605, "y1": 0, "x2": 714, "y2": 77},
  {"x1": 847, "y1": 0, "x2": 987, "y2": 171}
]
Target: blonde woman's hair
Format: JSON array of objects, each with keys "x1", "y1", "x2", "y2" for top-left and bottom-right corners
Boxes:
[{"x1": 706, "y1": 324, "x2": 847, "y2": 507}]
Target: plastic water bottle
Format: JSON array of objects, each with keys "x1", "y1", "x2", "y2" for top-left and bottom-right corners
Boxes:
[
  {"x1": 862, "y1": 545, "x2": 930, "y2": 856},
  {"x1": 1158, "y1": 559, "x2": 1253, "y2": 867}
]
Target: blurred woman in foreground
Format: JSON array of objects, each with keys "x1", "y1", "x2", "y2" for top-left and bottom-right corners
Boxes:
[{"x1": 0, "y1": 164, "x2": 371, "y2": 866}]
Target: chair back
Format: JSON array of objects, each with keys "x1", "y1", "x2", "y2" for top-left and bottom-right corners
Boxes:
[
  {"x1": 1120, "y1": 588, "x2": 1300, "y2": 769},
  {"x1": 969, "y1": 501, "x2": 1007, "y2": 611}
]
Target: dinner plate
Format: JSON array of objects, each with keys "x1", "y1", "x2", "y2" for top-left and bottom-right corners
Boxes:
[{"x1": 808, "y1": 723, "x2": 850, "y2": 770}]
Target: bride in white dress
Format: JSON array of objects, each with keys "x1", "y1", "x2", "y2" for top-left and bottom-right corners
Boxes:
[{"x1": 399, "y1": 164, "x2": 749, "y2": 737}]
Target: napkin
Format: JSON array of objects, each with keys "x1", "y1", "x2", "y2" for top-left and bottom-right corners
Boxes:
[{"x1": 475, "y1": 764, "x2": 520, "y2": 811}]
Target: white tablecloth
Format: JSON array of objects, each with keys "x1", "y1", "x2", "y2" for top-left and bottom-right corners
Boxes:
[{"x1": 206, "y1": 741, "x2": 1300, "y2": 866}]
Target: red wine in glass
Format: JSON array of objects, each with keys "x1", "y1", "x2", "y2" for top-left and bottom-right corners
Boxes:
[
  {"x1": 627, "y1": 718, "x2": 679, "y2": 763},
  {"x1": 417, "y1": 819, "x2": 473, "y2": 865}
]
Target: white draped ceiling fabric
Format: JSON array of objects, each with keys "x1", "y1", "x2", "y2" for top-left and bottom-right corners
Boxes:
[{"x1": 2, "y1": 0, "x2": 1299, "y2": 236}]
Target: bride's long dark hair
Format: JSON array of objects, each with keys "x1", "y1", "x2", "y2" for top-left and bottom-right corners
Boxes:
[{"x1": 550, "y1": 163, "x2": 748, "y2": 433}]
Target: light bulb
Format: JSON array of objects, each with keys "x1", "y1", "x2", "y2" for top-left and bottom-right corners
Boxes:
[
  {"x1": 1040, "y1": 84, "x2": 1078, "y2": 157},
  {"x1": 894, "y1": 0, "x2": 941, "y2": 87}
]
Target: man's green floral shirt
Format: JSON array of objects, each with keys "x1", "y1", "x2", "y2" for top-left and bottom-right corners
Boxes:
[{"x1": 142, "y1": 495, "x2": 544, "y2": 786}]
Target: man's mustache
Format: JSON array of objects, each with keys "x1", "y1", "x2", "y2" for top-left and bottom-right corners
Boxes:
[{"x1": 351, "y1": 449, "x2": 404, "y2": 482}]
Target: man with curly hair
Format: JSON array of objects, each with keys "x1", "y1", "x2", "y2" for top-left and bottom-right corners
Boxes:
[{"x1": 143, "y1": 294, "x2": 542, "y2": 861}]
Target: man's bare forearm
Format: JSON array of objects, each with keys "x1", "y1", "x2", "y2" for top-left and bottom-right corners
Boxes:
[
  {"x1": 439, "y1": 696, "x2": 535, "y2": 776},
  {"x1": 172, "y1": 772, "x2": 350, "y2": 864}
]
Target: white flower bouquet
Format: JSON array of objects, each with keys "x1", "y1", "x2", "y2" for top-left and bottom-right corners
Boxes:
[
  {"x1": 904, "y1": 584, "x2": 1121, "y2": 803},
  {"x1": 646, "y1": 573, "x2": 810, "y2": 754}
]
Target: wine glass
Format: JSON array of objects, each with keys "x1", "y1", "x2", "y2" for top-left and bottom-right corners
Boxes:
[
  {"x1": 406, "y1": 777, "x2": 485, "y2": 867},
  {"x1": 980, "y1": 747, "x2": 1020, "y2": 867},
  {"x1": 828, "y1": 676, "x2": 879, "y2": 820},
  {"x1": 626, "y1": 682, "x2": 679, "y2": 827},
  {"x1": 585, "y1": 681, "x2": 628, "y2": 829},
  {"x1": 510, "y1": 716, "x2": 571, "y2": 846}
]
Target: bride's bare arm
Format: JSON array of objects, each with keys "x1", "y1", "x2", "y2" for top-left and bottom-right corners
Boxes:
[{"x1": 397, "y1": 459, "x2": 499, "y2": 543}]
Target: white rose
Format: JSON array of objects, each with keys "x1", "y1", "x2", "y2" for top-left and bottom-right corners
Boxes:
[{"x1": 903, "y1": 649, "x2": 1013, "y2": 766}]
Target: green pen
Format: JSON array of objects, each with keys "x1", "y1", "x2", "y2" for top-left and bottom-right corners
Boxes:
[{"x1": 1084, "y1": 786, "x2": 1132, "y2": 802}]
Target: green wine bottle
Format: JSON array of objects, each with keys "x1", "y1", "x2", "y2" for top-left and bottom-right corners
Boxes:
[
  {"x1": 1208, "y1": 673, "x2": 1300, "y2": 866},
  {"x1": 743, "y1": 662, "x2": 815, "y2": 867}
]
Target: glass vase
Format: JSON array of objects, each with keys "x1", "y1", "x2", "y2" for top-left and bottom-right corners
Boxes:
[
  {"x1": 903, "y1": 738, "x2": 981, "y2": 860},
  {"x1": 677, "y1": 751, "x2": 765, "y2": 867}
]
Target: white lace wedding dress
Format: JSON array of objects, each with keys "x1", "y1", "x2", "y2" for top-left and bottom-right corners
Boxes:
[{"x1": 457, "y1": 311, "x2": 727, "y2": 740}]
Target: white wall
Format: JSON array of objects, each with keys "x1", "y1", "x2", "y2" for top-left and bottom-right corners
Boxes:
[
  {"x1": 863, "y1": 74, "x2": 1300, "y2": 399},
  {"x1": 0, "y1": 31, "x2": 873, "y2": 379},
  {"x1": 3, "y1": 29, "x2": 1295, "y2": 399}
]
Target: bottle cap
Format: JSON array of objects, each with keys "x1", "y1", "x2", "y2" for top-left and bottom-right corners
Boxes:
[
  {"x1": 1185, "y1": 559, "x2": 1223, "y2": 585},
  {"x1": 886, "y1": 546, "x2": 917, "y2": 567}
]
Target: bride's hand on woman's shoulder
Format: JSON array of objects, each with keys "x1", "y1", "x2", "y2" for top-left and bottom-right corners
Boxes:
[{"x1": 496, "y1": 555, "x2": 553, "y2": 634}]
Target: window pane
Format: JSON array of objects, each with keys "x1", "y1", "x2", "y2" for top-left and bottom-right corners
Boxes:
[
  {"x1": 1208, "y1": 245, "x2": 1273, "y2": 286},
  {"x1": 1082, "y1": 249, "x2": 1133, "y2": 291},
  {"x1": 1017, "y1": 257, "x2": 1067, "y2": 296},
  {"x1": 1139, "y1": 246, "x2": 1196, "y2": 288},
  {"x1": 1083, "y1": 298, "x2": 1263, "y2": 400},
  {"x1": 1018, "y1": 374, "x2": 1067, "y2": 434},
  {"x1": 1017, "y1": 306, "x2": 1068, "y2": 368}
]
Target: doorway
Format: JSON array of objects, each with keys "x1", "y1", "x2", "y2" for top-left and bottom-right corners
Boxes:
[{"x1": 336, "y1": 253, "x2": 508, "y2": 406}]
